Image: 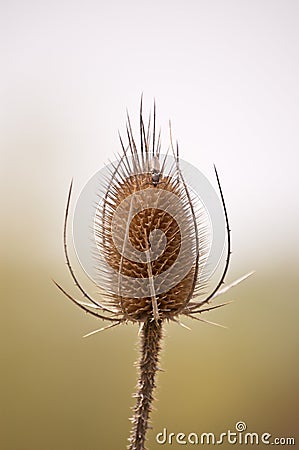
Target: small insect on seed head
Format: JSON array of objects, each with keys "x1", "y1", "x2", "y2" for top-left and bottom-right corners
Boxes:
[{"x1": 150, "y1": 156, "x2": 162, "y2": 186}]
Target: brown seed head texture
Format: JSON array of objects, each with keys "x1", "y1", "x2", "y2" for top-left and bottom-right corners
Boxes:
[{"x1": 93, "y1": 112, "x2": 209, "y2": 324}]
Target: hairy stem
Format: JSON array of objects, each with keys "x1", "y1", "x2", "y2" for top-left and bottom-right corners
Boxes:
[{"x1": 128, "y1": 319, "x2": 163, "y2": 450}]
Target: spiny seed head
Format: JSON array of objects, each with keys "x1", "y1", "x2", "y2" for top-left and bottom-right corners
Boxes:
[{"x1": 93, "y1": 107, "x2": 209, "y2": 323}]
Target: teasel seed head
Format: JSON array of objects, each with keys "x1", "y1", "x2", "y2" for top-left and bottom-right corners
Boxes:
[
  {"x1": 93, "y1": 103, "x2": 209, "y2": 324},
  {"x1": 54, "y1": 98, "x2": 240, "y2": 329}
]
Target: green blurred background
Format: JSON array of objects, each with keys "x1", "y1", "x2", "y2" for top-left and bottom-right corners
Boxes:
[{"x1": 1, "y1": 1, "x2": 298, "y2": 449}]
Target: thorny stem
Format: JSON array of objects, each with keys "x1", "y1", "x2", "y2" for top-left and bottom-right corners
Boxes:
[{"x1": 128, "y1": 319, "x2": 163, "y2": 450}]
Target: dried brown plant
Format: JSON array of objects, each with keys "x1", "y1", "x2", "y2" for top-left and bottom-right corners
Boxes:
[{"x1": 54, "y1": 99, "x2": 252, "y2": 450}]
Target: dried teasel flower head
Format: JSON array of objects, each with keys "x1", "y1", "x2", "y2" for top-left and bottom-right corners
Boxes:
[
  {"x1": 54, "y1": 98, "x2": 247, "y2": 330},
  {"x1": 94, "y1": 117, "x2": 210, "y2": 323}
]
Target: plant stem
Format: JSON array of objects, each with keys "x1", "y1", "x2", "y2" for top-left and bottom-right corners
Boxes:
[{"x1": 128, "y1": 319, "x2": 163, "y2": 450}]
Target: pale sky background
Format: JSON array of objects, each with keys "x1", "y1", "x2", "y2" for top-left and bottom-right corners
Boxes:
[
  {"x1": 1, "y1": 2, "x2": 298, "y2": 450},
  {"x1": 1, "y1": 0, "x2": 298, "y2": 274}
]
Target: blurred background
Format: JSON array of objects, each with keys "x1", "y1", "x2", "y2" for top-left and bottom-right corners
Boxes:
[{"x1": 1, "y1": 1, "x2": 298, "y2": 449}]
